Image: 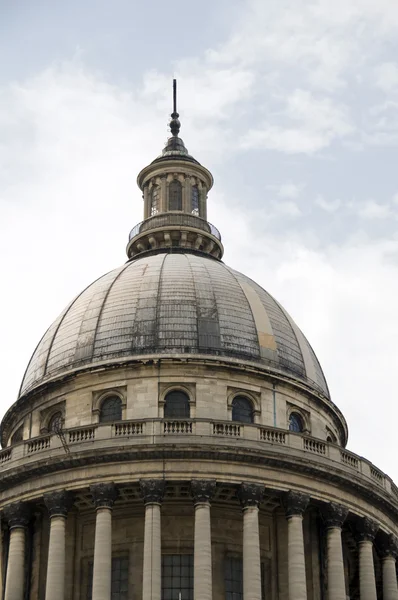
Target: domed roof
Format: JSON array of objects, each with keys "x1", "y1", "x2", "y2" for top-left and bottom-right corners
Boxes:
[{"x1": 20, "y1": 253, "x2": 329, "y2": 399}]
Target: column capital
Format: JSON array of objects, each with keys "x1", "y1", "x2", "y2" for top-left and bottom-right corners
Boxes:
[
  {"x1": 90, "y1": 482, "x2": 118, "y2": 509},
  {"x1": 44, "y1": 490, "x2": 74, "y2": 518},
  {"x1": 140, "y1": 479, "x2": 165, "y2": 504},
  {"x1": 284, "y1": 490, "x2": 310, "y2": 517},
  {"x1": 237, "y1": 482, "x2": 264, "y2": 508},
  {"x1": 3, "y1": 502, "x2": 30, "y2": 529},
  {"x1": 379, "y1": 533, "x2": 398, "y2": 558},
  {"x1": 191, "y1": 479, "x2": 216, "y2": 504},
  {"x1": 356, "y1": 516, "x2": 379, "y2": 542},
  {"x1": 321, "y1": 502, "x2": 349, "y2": 529}
]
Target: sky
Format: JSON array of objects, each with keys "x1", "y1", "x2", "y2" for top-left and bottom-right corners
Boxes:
[{"x1": 1, "y1": 0, "x2": 398, "y2": 480}]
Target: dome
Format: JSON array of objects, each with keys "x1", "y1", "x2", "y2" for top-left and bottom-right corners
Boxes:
[{"x1": 20, "y1": 252, "x2": 329, "y2": 399}]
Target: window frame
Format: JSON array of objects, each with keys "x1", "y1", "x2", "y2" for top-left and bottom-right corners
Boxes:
[
  {"x1": 163, "y1": 390, "x2": 191, "y2": 419},
  {"x1": 99, "y1": 395, "x2": 123, "y2": 424},
  {"x1": 168, "y1": 180, "x2": 183, "y2": 211},
  {"x1": 231, "y1": 396, "x2": 254, "y2": 424}
]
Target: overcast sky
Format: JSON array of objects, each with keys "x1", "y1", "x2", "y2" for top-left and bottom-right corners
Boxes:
[{"x1": 1, "y1": 0, "x2": 398, "y2": 480}]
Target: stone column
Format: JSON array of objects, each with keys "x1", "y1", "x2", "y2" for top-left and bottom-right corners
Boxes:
[
  {"x1": 191, "y1": 480, "x2": 216, "y2": 600},
  {"x1": 237, "y1": 482, "x2": 264, "y2": 600},
  {"x1": 356, "y1": 516, "x2": 379, "y2": 600},
  {"x1": 140, "y1": 479, "x2": 165, "y2": 600},
  {"x1": 3, "y1": 502, "x2": 30, "y2": 600},
  {"x1": 90, "y1": 483, "x2": 118, "y2": 600},
  {"x1": 380, "y1": 534, "x2": 398, "y2": 600},
  {"x1": 44, "y1": 490, "x2": 73, "y2": 600},
  {"x1": 321, "y1": 502, "x2": 348, "y2": 600},
  {"x1": 284, "y1": 490, "x2": 310, "y2": 600}
]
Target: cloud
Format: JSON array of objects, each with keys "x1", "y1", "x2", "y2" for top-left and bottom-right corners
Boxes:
[
  {"x1": 357, "y1": 199, "x2": 392, "y2": 219},
  {"x1": 315, "y1": 196, "x2": 342, "y2": 212},
  {"x1": 375, "y1": 62, "x2": 398, "y2": 92}
]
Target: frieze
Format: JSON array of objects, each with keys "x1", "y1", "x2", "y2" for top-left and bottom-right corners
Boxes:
[
  {"x1": 90, "y1": 482, "x2": 118, "y2": 509},
  {"x1": 237, "y1": 482, "x2": 265, "y2": 508},
  {"x1": 355, "y1": 516, "x2": 379, "y2": 542},
  {"x1": 284, "y1": 490, "x2": 310, "y2": 517},
  {"x1": 191, "y1": 479, "x2": 216, "y2": 504},
  {"x1": 140, "y1": 479, "x2": 165, "y2": 504},
  {"x1": 3, "y1": 502, "x2": 30, "y2": 529},
  {"x1": 321, "y1": 502, "x2": 349, "y2": 529},
  {"x1": 44, "y1": 490, "x2": 74, "y2": 517}
]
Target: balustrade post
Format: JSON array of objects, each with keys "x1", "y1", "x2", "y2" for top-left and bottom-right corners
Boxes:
[
  {"x1": 3, "y1": 502, "x2": 30, "y2": 600},
  {"x1": 191, "y1": 480, "x2": 216, "y2": 600},
  {"x1": 140, "y1": 479, "x2": 165, "y2": 600},
  {"x1": 356, "y1": 516, "x2": 379, "y2": 600},
  {"x1": 237, "y1": 483, "x2": 264, "y2": 600},
  {"x1": 90, "y1": 483, "x2": 118, "y2": 600},
  {"x1": 44, "y1": 490, "x2": 74, "y2": 600},
  {"x1": 321, "y1": 502, "x2": 348, "y2": 600},
  {"x1": 284, "y1": 490, "x2": 310, "y2": 600},
  {"x1": 380, "y1": 534, "x2": 398, "y2": 600}
]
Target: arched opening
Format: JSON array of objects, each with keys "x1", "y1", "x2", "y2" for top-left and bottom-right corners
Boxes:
[
  {"x1": 150, "y1": 186, "x2": 160, "y2": 216},
  {"x1": 191, "y1": 185, "x2": 199, "y2": 216},
  {"x1": 48, "y1": 411, "x2": 63, "y2": 433},
  {"x1": 169, "y1": 180, "x2": 182, "y2": 211},
  {"x1": 289, "y1": 412, "x2": 304, "y2": 433},
  {"x1": 11, "y1": 426, "x2": 23, "y2": 445},
  {"x1": 99, "y1": 396, "x2": 122, "y2": 423},
  {"x1": 231, "y1": 396, "x2": 254, "y2": 423},
  {"x1": 164, "y1": 391, "x2": 190, "y2": 418}
]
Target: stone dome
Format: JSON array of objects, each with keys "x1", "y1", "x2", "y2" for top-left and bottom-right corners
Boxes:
[{"x1": 20, "y1": 252, "x2": 329, "y2": 399}]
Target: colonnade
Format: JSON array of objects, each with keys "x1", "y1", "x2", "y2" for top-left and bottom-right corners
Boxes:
[{"x1": 1, "y1": 481, "x2": 398, "y2": 600}]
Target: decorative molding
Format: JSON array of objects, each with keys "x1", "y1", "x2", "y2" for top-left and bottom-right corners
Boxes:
[
  {"x1": 191, "y1": 479, "x2": 216, "y2": 504},
  {"x1": 140, "y1": 479, "x2": 165, "y2": 504},
  {"x1": 379, "y1": 533, "x2": 398, "y2": 558},
  {"x1": 90, "y1": 482, "x2": 118, "y2": 509},
  {"x1": 237, "y1": 482, "x2": 264, "y2": 508},
  {"x1": 3, "y1": 502, "x2": 30, "y2": 529},
  {"x1": 44, "y1": 490, "x2": 74, "y2": 518},
  {"x1": 321, "y1": 502, "x2": 349, "y2": 528},
  {"x1": 355, "y1": 516, "x2": 379, "y2": 542},
  {"x1": 284, "y1": 490, "x2": 310, "y2": 517}
]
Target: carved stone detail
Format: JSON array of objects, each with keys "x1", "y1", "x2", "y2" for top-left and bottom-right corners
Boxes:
[
  {"x1": 379, "y1": 533, "x2": 398, "y2": 558},
  {"x1": 140, "y1": 479, "x2": 166, "y2": 504},
  {"x1": 3, "y1": 502, "x2": 30, "y2": 529},
  {"x1": 284, "y1": 490, "x2": 310, "y2": 517},
  {"x1": 322, "y1": 502, "x2": 349, "y2": 529},
  {"x1": 356, "y1": 516, "x2": 379, "y2": 542},
  {"x1": 191, "y1": 479, "x2": 216, "y2": 504},
  {"x1": 237, "y1": 482, "x2": 264, "y2": 508},
  {"x1": 90, "y1": 483, "x2": 118, "y2": 509},
  {"x1": 44, "y1": 490, "x2": 74, "y2": 518}
]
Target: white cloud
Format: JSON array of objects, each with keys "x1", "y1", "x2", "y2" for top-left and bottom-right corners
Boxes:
[
  {"x1": 315, "y1": 195, "x2": 342, "y2": 212},
  {"x1": 357, "y1": 199, "x2": 392, "y2": 219},
  {"x1": 375, "y1": 62, "x2": 398, "y2": 92}
]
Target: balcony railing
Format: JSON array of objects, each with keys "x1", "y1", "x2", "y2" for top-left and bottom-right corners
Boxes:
[
  {"x1": 1, "y1": 419, "x2": 395, "y2": 502},
  {"x1": 128, "y1": 213, "x2": 221, "y2": 241}
]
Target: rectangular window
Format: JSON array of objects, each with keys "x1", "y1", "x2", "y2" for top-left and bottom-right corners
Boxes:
[
  {"x1": 224, "y1": 557, "x2": 266, "y2": 600},
  {"x1": 87, "y1": 556, "x2": 129, "y2": 600},
  {"x1": 162, "y1": 554, "x2": 194, "y2": 600}
]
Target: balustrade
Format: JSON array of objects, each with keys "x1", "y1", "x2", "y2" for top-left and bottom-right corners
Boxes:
[
  {"x1": 213, "y1": 422, "x2": 240, "y2": 437},
  {"x1": 303, "y1": 438, "x2": 326, "y2": 455},
  {"x1": 259, "y1": 428, "x2": 286, "y2": 444},
  {"x1": 163, "y1": 420, "x2": 193, "y2": 434},
  {"x1": 114, "y1": 422, "x2": 144, "y2": 436},
  {"x1": 26, "y1": 436, "x2": 50, "y2": 454}
]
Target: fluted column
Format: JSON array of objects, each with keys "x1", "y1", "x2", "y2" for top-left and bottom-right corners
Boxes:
[
  {"x1": 4, "y1": 502, "x2": 30, "y2": 600},
  {"x1": 90, "y1": 483, "x2": 118, "y2": 600},
  {"x1": 44, "y1": 490, "x2": 73, "y2": 600},
  {"x1": 356, "y1": 517, "x2": 379, "y2": 600},
  {"x1": 284, "y1": 490, "x2": 310, "y2": 600},
  {"x1": 380, "y1": 534, "x2": 398, "y2": 600},
  {"x1": 237, "y1": 483, "x2": 264, "y2": 600},
  {"x1": 191, "y1": 480, "x2": 216, "y2": 600},
  {"x1": 322, "y1": 502, "x2": 348, "y2": 600},
  {"x1": 140, "y1": 479, "x2": 165, "y2": 600}
]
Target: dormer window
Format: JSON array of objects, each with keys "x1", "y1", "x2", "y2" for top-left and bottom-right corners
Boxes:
[
  {"x1": 191, "y1": 185, "x2": 199, "y2": 216},
  {"x1": 169, "y1": 180, "x2": 182, "y2": 211},
  {"x1": 151, "y1": 186, "x2": 160, "y2": 216}
]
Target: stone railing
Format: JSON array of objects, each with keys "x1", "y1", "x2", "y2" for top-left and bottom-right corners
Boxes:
[
  {"x1": 129, "y1": 213, "x2": 221, "y2": 241},
  {"x1": 2, "y1": 419, "x2": 396, "y2": 501}
]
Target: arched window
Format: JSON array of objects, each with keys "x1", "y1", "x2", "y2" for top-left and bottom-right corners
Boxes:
[
  {"x1": 164, "y1": 391, "x2": 190, "y2": 418},
  {"x1": 191, "y1": 185, "x2": 199, "y2": 216},
  {"x1": 289, "y1": 412, "x2": 304, "y2": 433},
  {"x1": 169, "y1": 180, "x2": 182, "y2": 211},
  {"x1": 48, "y1": 411, "x2": 63, "y2": 433},
  {"x1": 150, "y1": 186, "x2": 160, "y2": 216},
  {"x1": 231, "y1": 396, "x2": 253, "y2": 423},
  {"x1": 11, "y1": 426, "x2": 23, "y2": 445},
  {"x1": 100, "y1": 396, "x2": 122, "y2": 423}
]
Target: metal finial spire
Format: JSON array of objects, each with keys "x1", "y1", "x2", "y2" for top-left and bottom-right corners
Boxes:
[{"x1": 170, "y1": 78, "x2": 180, "y2": 137}]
